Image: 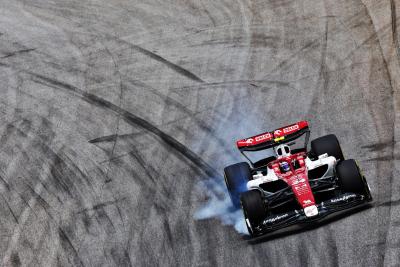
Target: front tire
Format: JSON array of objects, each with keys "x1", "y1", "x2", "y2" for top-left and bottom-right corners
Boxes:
[
  {"x1": 224, "y1": 162, "x2": 251, "y2": 208},
  {"x1": 311, "y1": 134, "x2": 344, "y2": 161},
  {"x1": 336, "y1": 159, "x2": 372, "y2": 200},
  {"x1": 240, "y1": 190, "x2": 268, "y2": 235}
]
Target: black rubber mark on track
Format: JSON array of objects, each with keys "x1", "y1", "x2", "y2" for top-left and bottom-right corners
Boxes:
[
  {"x1": 24, "y1": 183, "x2": 53, "y2": 219},
  {"x1": 391, "y1": 0, "x2": 400, "y2": 62},
  {"x1": 89, "y1": 134, "x2": 119, "y2": 144},
  {"x1": 77, "y1": 198, "x2": 126, "y2": 213},
  {"x1": 131, "y1": 44, "x2": 204, "y2": 82},
  {"x1": 30, "y1": 73, "x2": 218, "y2": 178},
  {"x1": 361, "y1": 140, "x2": 395, "y2": 151},
  {"x1": 110, "y1": 248, "x2": 133, "y2": 267},
  {"x1": 10, "y1": 252, "x2": 21, "y2": 267},
  {"x1": 365, "y1": 155, "x2": 399, "y2": 161},
  {"x1": 376, "y1": 198, "x2": 400, "y2": 207},
  {"x1": 89, "y1": 132, "x2": 143, "y2": 144},
  {"x1": 1, "y1": 48, "x2": 36, "y2": 59},
  {"x1": 325, "y1": 230, "x2": 339, "y2": 266},
  {"x1": 58, "y1": 228, "x2": 85, "y2": 267},
  {"x1": 2, "y1": 195, "x2": 19, "y2": 223}
]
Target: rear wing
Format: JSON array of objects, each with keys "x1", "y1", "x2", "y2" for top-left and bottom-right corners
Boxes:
[{"x1": 236, "y1": 121, "x2": 309, "y2": 151}]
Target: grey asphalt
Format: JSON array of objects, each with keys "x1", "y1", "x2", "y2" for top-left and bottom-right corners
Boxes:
[{"x1": 0, "y1": 0, "x2": 399, "y2": 266}]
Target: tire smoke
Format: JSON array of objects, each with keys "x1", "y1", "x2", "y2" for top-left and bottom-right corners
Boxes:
[{"x1": 194, "y1": 177, "x2": 249, "y2": 235}]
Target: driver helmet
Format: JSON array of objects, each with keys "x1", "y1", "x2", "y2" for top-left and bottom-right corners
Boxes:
[
  {"x1": 275, "y1": 144, "x2": 291, "y2": 158},
  {"x1": 280, "y1": 161, "x2": 290, "y2": 172}
]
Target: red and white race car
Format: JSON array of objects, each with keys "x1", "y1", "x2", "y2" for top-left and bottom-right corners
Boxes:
[{"x1": 224, "y1": 121, "x2": 372, "y2": 237}]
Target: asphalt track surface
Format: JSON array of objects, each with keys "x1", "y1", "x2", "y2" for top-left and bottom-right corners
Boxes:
[{"x1": 0, "y1": 0, "x2": 399, "y2": 266}]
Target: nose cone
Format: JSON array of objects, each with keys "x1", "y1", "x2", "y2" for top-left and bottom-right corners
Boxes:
[{"x1": 304, "y1": 205, "x2": 318, "y2": 217}]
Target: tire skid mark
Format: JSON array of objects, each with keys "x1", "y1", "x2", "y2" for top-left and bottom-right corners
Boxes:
[
  {"x1": 342, "y1": 22, "x2": 393, "y2": 61},
  {"x1": 88, "y1": 90, "x2": 254, "y2": 162},
  {"x1": 102, "y1": 45, "x2": 124, "y2": 183},
  {"x1": 58, "y1": 227, "x2": 85, "y2": 267},
  {"x1": 268, "y1": 6, "x2": 392, "y2": 78},
  {"x1": 0, "y1": 172, "x2": 11, "y2": 191},
  {"x1": 2, "y1": 170, "x2": 48, "y2": 265},
  {"x1": 285, "y1": 61, "x2": 370, "y2": 84},
  {"x1": 1, "y1": 194, "x2": 19, "y2": 223},
  {"x1": 364, "y1": 155, "x2": 400, "y2": 162},
  {"x1": 358, "y1": 2, "x2": 396, "y2": 264},
  {"x1": 325, "y1": 228, "x2": 339, "y2": 267},
  {"x1": 129, "y1": 44, "x2": 204, "y2": 83},
  {"x1": 123, "y1": 78, "x2": 237, "y2": 160},
  {"x1": 30, "y1": 73, "x2": 220, "y2": 179},
  {"x1": 77, "y1": 198, "x2": 126, "y2": 214},
  {"x1": 321, "y1": 18, "x2": 329, "y2": 93},
  {"x1": 125, "y1": 147, "x2": 197, "y2": 265},
  {"x1": 23, "y1": 182, "x2": 53, "y2": 219},
  {"x1": 93, "y1": 206, "x2": 116, "y2": 232},
  {"x1": 391, "y1": 0, "x2": 400, "y2": 63},
  {"x1": 268, "y1": 41, "x2": 320, "y2": 75},
  {"x1": 377, "y1": 198, "x2": 400, "y2": 208},
  {"x1": 10, "y1": 252, "x2": 21, "y2": 267},
  {"x1": 126, "y1": 147, "x2": 158, "y2": 185},
  {"x1": 125, "y1": 145, "x2": 189, "y2": 204},
  {"x1": 88, "y1": 106, "x2": 220, "y2": 146},
  {"x1": 361, "y1": 140, "x2": 395, "y2": 151},
  {"x1": 306, "y1": 12, "x2": 329, "y2": 118},
  {"x1": 359, "y1": 1, "x2": 395, "y2": 95},
  {"x1": 89, "y1": 134, "x2": 120, "y2": 144},
  {"x1": 0, "y1": 48, "x2": 36, "y2": 59},
  {"x1": 110, "y1": 247, "x2": 133, "y2": 267},
  {"x1": 265, "y1": 11, "x2": 359, "y2": 77},
  {"x1": 123, "y1": 78, "x2": 212, "y2": 130},
  {"x1": 1, "y1": 117, "x2": 92, "y2": 266},
  {"x1": 170, "y1": 79, "x2": 290, "y2": 92},
  {"x1": 296, "y1": 239, "x2": 310, "y2": 266},
  {"x1": 199, "y1": 0, "x2": 217, "y2": 27}
]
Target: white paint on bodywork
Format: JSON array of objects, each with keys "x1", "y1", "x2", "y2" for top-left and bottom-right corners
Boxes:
[
  {"x1": 304, "y1": 205, "x2": 319, "y2": 217},
  {"x1": 305, "y1": 153, "x2": 335, "y2": 171},
  {"x1": 247, "y1": 154, "x2": 337, "y2": 191},
  {"x1": 247, "y1": 167, "x2": 279, "y2": 190}
]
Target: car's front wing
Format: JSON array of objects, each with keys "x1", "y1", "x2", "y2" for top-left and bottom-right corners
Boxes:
[{"x1": 251, "y1": 192, "x2": 370, "y2": 236}]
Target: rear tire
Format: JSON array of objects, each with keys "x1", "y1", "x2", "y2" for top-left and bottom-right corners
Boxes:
[
  {"x1": 311, "y1": 134, "x2": 344, "y2": 161},
  {"x1": 224, "y1": 162, "x2": 251, "y2": 208},
  {"x1": 336, "y1": 159, "x2": 372, "y2": 200},
  {"x1": 240, "y1": 190, "x2": 268, "y2": 235}
]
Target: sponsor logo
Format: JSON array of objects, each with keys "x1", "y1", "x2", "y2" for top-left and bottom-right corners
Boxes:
[
  {"x1": 255, "y1": 133, "x2": 272, "y2": 142},
  {"x1": 239, "y1": 138, "x2": 254, "y2": 144},
  {"x1": 274, "y1": 136, "x2": 285, "y2": 142},
  {"x1": 294, "y1": 184, "x2": 307, "y2": 190},
  {"x1": 274, "y1": 129, "x2": 282, "y2": 135},
  {"x1": 330, "y1": 194, "x2": 357, "y2": 203},
  {"x1": 264, "y1": 213, "x2": 289, "y2": 224},
  {"x1": 283, "y1": 124, "x2": 299, "y2": 133},
  {"x1": 292, "y1": 178, "x2": 306, "y2": 185},
  {"x1": 303, "y1": 200, "x2": 312, "y2": 205},
  {"x1": 237, "y1": 139, "x2": 254, "y2": 146}
]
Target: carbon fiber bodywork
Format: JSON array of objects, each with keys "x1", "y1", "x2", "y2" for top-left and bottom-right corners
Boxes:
[{"x1": 249, "y1": 192, "x2": 372, "y2": 237}]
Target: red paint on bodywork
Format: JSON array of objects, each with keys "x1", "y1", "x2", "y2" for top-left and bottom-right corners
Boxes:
[
  {"x1": 236, "y1": 132, "x2": 273, "y2": 148},
  {"x1": 236, "y1": 121, "x2": 308, "y2": 148},
  {"x1": 273, "y1": 121, "x2": 308, "y2": 137},
  {"x1": 269, "y1": 152, "x2": 315, "y2": 208}
]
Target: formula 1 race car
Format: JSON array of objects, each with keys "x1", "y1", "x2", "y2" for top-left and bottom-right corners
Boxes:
[{"x1": 224, "y1": 121, "x2": 372, "y2": 237}]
